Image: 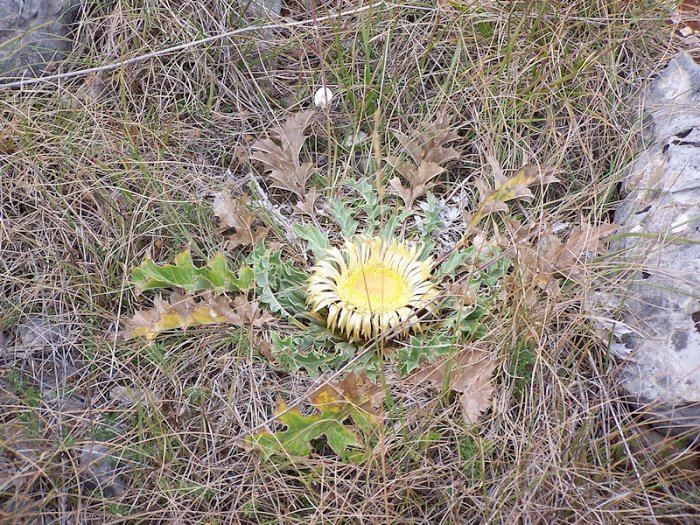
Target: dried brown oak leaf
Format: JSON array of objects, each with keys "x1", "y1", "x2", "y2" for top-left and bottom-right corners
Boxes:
[
  {"x1": 512, "y1": 221, "x2": 618, "y2": 296},
  {"x1": 385, "y1": 114, "x2": 460, "y2": 208},
  {"x1": 468, "y1": 165, "x2": 559, "y2": 227},
  {"x1": 124, "y1": 292, "x2": 273, "y2": 340},
  {"x1": 213, "y1": 191, "x2": 268, "y2": 249},
  {"x1": 293, "y1": 186, "x2": 320, "y2": 216},
  {"x1": 544, "y1": 221, "x2": 619, "y2": 282},
  {"x1": 250, "y1": 110, "x2": 316, "y2": 200},
  {"x1": 405, "y1": 344, "x2": 496, "y2": 424}
]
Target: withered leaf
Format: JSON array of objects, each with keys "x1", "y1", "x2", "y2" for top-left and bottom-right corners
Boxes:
[
  {"x1": 386, "y1": 114, "x2": 460, "y2": 207},
  {"x1": 514, "y1": 221, "x2": 618, "y2": 295},
  {"x1": 329, "y1": 371, "x2": 385, "y2": 420},
  {"x1": 123, "y1": 292, "x2": 273, "y2": 340},
  {"x1": 470, "y1": 165, "x2": 559, "y2": 227},
  {"x1": 395, "y1": 114, "x2": 460, "y2": 165},
  {"x1": 213, "y1": 191, "x2": 268, "y2": 249},
  {"x1": 405, "y1": 344, "x2": 496, "y2": 424},
  {"x1": 513, "y1": 244, "x2": 561, "y2": 297},
  {"x1": 250, "y1": 111, "x2": 316, "y2": 200},
  {"x1": 545, "y1": 222, "x2": 618, "y2": 281},
  {"x1": 229, "y1": 295, "x2": 275, "y2": 326},
  {"x1": 293, "y1": 186, "x2": 320, "y2": 216}
]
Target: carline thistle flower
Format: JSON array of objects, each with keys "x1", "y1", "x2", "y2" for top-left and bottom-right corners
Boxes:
[{"x1": 306, "y1": 237, "x2": 440, "y2": 341}]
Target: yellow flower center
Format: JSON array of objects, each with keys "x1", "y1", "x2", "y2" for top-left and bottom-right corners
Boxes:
[{"x1": 335, "y1": 263, "x2": 410, "y2": 313}]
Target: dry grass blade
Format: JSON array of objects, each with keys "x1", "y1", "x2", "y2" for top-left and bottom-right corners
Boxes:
[{"x1": 250, "y1": 110, "x2": 316, "y2": 200}]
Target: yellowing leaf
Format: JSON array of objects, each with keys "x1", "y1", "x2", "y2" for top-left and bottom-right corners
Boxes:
[
  {"x1": 469, "y1": 165, "x2": 559, "y2": 227},
  {"x1": 246, "y1": 372, "x2": 382, "y2": 460},
  {"x1": 331, "y1": 371, "x2": 385, "y2": 427},
  {"x1": 250, "y1": 111, "x2": 316, "y2": 200},
  {"x1": 405, "y1": 344, "x2": 496, "y2": 424},
  {"x1": 213, "y1": 191, "x2": 269, "y2": 249},
  {"x1": 123, "y1": 292, "x2": 273, "y2": 340}
]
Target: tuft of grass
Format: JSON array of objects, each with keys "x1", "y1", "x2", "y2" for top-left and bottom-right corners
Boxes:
[{"x1": 2, "y1": 0, "x2": 699, "y2": 523}]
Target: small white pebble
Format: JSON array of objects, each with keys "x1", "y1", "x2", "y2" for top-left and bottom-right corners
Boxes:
[{"x1": 314, "y1": 87, "x2": 334, "y2": 108}]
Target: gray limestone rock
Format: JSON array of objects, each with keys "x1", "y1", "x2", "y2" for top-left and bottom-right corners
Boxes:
[
  {"x1": 607, "y1": 52, "x2": 700, "y2": 436},
  {"x1": 0, "y1": 0, "x2": 81, "y2": 79}
]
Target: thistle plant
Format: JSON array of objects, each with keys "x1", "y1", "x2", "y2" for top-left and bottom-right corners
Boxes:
[{"x1": 122, "y1": 110, "x2": 569, "y2": 461}]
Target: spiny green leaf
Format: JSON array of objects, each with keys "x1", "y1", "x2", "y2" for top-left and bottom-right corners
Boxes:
[
  {"x1": 379, "y1": 209, "x2": 413, "y2": 241},
  {"x1": 248, "y1": 245, "x2": 307, "y2": 317},
  {"x1": 293, "y1": 223, "x2": 331, "y2": 260},
  {"x1": 438, "y1": 248, "x2": 475, "y2": 278},
  {"x1": 419, "y1": 192, "x2": 443, "y2": 238},
  {"x1": 443, "y1": 302, "x2": 488, "y2": 340},
  {"x1": 270, "y1": 328, "x2": 356, "y2": 377},
  {"x1": 481, "y1": 255, "x2": 511, "y2": 287},
  {"x1": 346, "y1": 177, "x2": 380, "y2": 233},
  {"x1": 330, "y1": 198, "x2": 358, "y2": 238},
  {"x1": 438, "y1": 245, "x2": 511, "y2": 283},
  {"x1": 131, "y1": 250, "x2": 253, "y2": 293},
  {"x1": 416, "y1": 193, "x2": 442, "y2": 259},
  {"x1": 398, "y1": 333, "x2": 456, "y2": 377}
]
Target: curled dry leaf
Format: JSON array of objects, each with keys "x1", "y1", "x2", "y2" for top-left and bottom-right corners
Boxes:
[
  {"x1": 293, "y1": 186, "x2": 320, "y2": 216},
  {"x1": 468, "y1": 165, "x2": 559, "y2": 227},
  {"x1": 386, "y1": 114, "x2": 461, "y2": 207},
  {"x1": 229, "y1": 295, "x2": 275, "y2": 326},
  {"x1": 544, "y1": 221, "x2": 619, "y2": 281},
  {"x1": 123, "y1": 292, "x2": 273, "y2": 340},
  {"x1": 250, "y1": 110, "x2": 316, "y2": 200},
  {"x1": 512, "y1": 220, "x2": 618, "y2": 296},
  {"x1": 405, "y1": 344, "x2": 496, "y2": 424},
  {"x1": 213, "y1": 191, "x2": 268, "y2": 249}
]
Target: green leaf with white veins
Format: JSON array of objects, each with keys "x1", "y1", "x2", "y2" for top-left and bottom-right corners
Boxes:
[
  {"x1": 248, "y1": 245, "x2": 307, "y2": 317},
  {"x1": 346, "y1": 177, "x2": 380, "y2": 233},
  {"x1": 398, "y1": 333, "x2": 456, "y2": 377}
]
